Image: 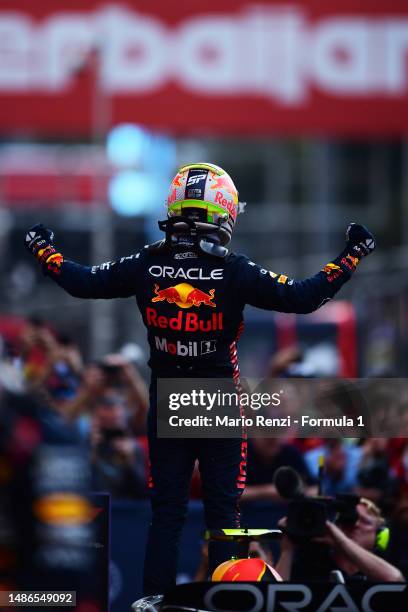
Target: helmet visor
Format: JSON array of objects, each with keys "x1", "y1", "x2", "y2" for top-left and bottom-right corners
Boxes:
[{"x1": 168, "y1": 200, "x2": 229, "y2": 224}]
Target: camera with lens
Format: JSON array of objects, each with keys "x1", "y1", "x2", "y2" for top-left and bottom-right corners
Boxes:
[{"x1": 274, "y1": 466, "x2": 360, "y2": 541}]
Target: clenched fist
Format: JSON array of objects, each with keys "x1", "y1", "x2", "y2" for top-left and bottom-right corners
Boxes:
[
  {"x1": 24, "y1": 223, "x2": 63, "y2": 273},
  {"x1": 346, "y1": 223, "x2": 376, "y2": 259}
]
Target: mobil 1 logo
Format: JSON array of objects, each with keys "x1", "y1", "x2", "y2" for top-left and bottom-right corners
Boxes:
[
  {"x1": 201, "y1": 340, "x2": 217, "y2": 355},
  {"x1": 155, "y1": 336, "x2": 217, "y2": 357}
]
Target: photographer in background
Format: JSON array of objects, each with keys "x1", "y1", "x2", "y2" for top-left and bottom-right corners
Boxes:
[
  {"x1": 304, "y1": 438, "x2": 362, "y2": 497},
  {"x1": 66, "y1": 354, "x2": 149, "y2": 498},
  {"x1": 64, "y1": 353, "x2": 148, "y2": 432},
  {"x1": 20, "y1": 318, "x2": 82, "y2": 399},
  {"x1": 98, "y1": 353, "x2": 148, "y2": 433},
  {"x1": 90, "y1": 388, "x2": 148, "y2": 498},
  {"x1": 276, "y1": 498, "x2": 405, "y2": 583},
  {"x1": 243, "y1": 438, "x2": 316, "y2": 502}
]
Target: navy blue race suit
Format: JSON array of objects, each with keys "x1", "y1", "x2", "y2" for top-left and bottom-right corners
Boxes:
[{"x1": 41, "y1": 238, "x2": 359, "y2": 594}]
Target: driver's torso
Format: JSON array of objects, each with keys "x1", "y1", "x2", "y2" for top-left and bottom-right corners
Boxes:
[{"x1": 135, "y1": 245, "x2": 245, "y2": 376}]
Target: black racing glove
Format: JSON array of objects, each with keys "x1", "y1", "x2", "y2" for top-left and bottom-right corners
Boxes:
[
  {"x1": 322, "y1": 223, "x2": 375, "y2": 281},
  {"x1": 346, "y1": 223, "x2": 376, "y2": 259},
  {"x1": 24, "y1": 223, "x2": 64, "y2": 274}
]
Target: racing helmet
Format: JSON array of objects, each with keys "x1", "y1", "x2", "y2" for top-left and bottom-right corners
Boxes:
[
  {"x1": 166, "y1": 163, "x2": 245, "y2": 245},
  {"x1": 212, "y1": 558, "x2": 283, "y2": 582}
]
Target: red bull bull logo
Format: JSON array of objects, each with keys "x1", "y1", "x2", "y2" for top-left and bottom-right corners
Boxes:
[
  {"x1": 341, "y1": 254, "x2": 360, "y2": 272},
  {"x1": 152, "y1": 283, "x2": 216, "y2": 308},
  {"x1": 322, "y1": 263, "x2": 341, "y2": 274},
  {"x1": 210, "y1": 173, "x2": 238, "y2": 202},
  {"x1": 347, "y1": 254, "x2": 359, "y2": 267},
  {"x1": 322, "y1": 261, "x2": 343, "y2": 283}
]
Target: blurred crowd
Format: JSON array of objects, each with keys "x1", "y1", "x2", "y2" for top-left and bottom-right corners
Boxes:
[
  {"x1": 0, "y1": 316, "x2": 149, "y2": 500},
  {"x1": 1, "y1": 317, "x2": 408, "y2": 573},
  {"x1": 1, "y1": 318, "x2": 408, "y2": 512}
]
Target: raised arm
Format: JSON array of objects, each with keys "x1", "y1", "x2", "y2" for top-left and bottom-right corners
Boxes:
[
  {"x1": 25, "y1": 224, "x2": 142, "y2": 299},
  {"x1": 236, "y1": 224, "x2": 375, "y2": 314},
  {"x1": 326, "y1": 521, "x2": 405, "y2": 582}
]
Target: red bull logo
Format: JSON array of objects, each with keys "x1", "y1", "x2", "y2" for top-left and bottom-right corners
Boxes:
[
  {"x1": 33, "y1": 493, "x2": 93, "y2": 526},
  {"x1": 210, "y1": 173, "x2": 238, "y2": 203},
  {"x1": 172, "y1": 172, "x2": 184, "y2": 187},
  {"x1": 341, "y1": 254, "x2": 360, "y2": 272},
  {"x1": 322, "y1": 261, "x2": 343, "y2": 282},
  {"x1": 146, "y1": 308, "x2": 223, "y2": 332},
  {"x1": 322, "y1": 262, "x2": 341, "y2": 274},
  {"x1": 214, "y1": 192, "x2": 237, "y2": 220},
  {"x1": 347, "y1": 254, "x2": 360, "y2": 267},
  {"x1": 152, "y1": 283, "x2": 216, "y2": 308}
]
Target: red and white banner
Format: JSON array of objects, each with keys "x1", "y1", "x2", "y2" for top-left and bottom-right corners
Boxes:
[{"x1": 1, "y1": 1, "x2": 408, "y2": 136}]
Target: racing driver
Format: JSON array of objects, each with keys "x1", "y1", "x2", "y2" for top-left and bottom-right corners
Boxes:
[{"x1": 25, "y1": 162, "x2": 376, "y2": 595}]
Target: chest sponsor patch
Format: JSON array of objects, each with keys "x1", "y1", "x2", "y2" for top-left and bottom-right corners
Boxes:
[
  {"x1": 174, "y1": 252, "x2": 197, "y2": 260},
  {"x1": 146, "y1": 308, "x2": 223, "y2": 332},
  {"x1": 154, "y1": 336, "x2": 217, "y2": 357},
  {"x1": 148, "y1": 265, "x2": 223, "y2": 280},
  {"x1": 151, "y1": 283, "x2": 216, "y2": 308}
]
